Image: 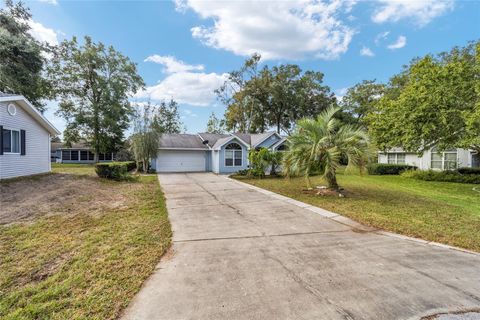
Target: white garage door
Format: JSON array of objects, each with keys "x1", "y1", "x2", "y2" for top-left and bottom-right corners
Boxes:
[{"x1": 156, "y1": 150, "x2": 206, "y2": 172}]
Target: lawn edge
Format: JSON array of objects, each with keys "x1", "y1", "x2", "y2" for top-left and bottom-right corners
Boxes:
[{"x1": 227, "y1": 176, "x2": 479, "y2": 256}]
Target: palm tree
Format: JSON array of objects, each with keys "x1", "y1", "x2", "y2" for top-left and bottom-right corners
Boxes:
[{"x1": 283, "y1": 106, "x2": 369, "y2": 190}]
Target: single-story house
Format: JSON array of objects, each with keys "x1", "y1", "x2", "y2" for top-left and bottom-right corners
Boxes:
[
  {"x1": 52, "y1": 141, "x2": 115, "y2": 163},
  {"x1": 378, "y1": 147, "x2": 479, "y2": 170},
  {"x1": 151, "y1": 131, "x2": 287, "y2": 173},
  {"x1": 0, "y1": 93, "x2": 60, "y2": 180}
]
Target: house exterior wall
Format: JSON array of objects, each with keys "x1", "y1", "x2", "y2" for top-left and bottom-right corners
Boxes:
[
  {"x1": 378, "y1": 148, "x2": 473, "y2": 170},
  {"x1": 218, "y1": 138, "x2": 249, "y2": 174},
  {"x1": 0, "y1": 101, "x2": 50, "y2": 179},
  {"x1": 212, "y1": 150, "x2": 219, "y2": 173},
  {"x1": 256, "y1": 134, "x2": 281, "y2": 149}
]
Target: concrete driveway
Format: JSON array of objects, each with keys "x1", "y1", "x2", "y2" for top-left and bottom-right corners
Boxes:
[{"x1": 123, "y1": 173, "x2": 480, "y2": 320}]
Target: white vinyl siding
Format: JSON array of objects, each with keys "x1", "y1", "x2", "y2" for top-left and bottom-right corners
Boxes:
[{"x1": 0, "y1": 102, "x2": 50, "y2": 179}]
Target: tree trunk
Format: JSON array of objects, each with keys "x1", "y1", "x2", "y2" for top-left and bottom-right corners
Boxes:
[
  {"x1": 305, "y1": 174, "x2": 312, "y2": 189},
  {"x1": 325, "y1": 170, "x2": 339, "y2": 190}
]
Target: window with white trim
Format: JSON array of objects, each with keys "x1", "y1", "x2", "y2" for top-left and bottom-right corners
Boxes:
[
  {"x1": 431, "y1": 148, "x2": 457, "y2": 170},
  {"x1": 387, "y1": 153, "x2": 405, "y2": 164},
  {"x1": 225, "y1": 143, "x2": 242, "y2": 167},
  {"x1": 2, "y1": 129, "x2": 20, "y2": 153}
]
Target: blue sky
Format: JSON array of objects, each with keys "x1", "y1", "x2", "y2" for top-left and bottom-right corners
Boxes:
[{"x1": 20, "y1": 0, "x2": 480, "y2": 134}]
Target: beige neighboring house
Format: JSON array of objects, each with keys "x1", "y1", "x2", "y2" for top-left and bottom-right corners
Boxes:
[
  {"x1": 0, "y1": 93, "x2": 60, "y2": 180},
  {"x1": 378, "y1": 147, "x2": 479, "y2": 170}
]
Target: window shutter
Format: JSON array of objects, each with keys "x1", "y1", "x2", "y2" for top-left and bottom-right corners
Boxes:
[
  {"x1": 0, "y1": 125, "x2": 3, "y2": 155},
  {"x1": 20, "y1": 130, "x2": 26, "y2": 155}
]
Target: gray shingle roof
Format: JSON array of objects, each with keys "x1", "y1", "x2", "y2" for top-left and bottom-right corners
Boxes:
[
  {"x1": 159, "y1": 134, "x2": 208, "y2": 149},
  {"x1": 158, "y1": 131, "x2": 281, "y2": 150},
  {"x1": 197, "y1": 133, "x2": 230, "y2": 147},
  {"x1": 251, "y1": 132, "x2": 275, "y2": 146}
]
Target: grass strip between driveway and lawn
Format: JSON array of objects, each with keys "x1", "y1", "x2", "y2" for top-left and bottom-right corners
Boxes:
[
  {"x1": 234, "y1": 172, "x2": 480, "y2": 252},
  {"x1": 0, "y1": 165, "x2": 172, "y2": 319}
]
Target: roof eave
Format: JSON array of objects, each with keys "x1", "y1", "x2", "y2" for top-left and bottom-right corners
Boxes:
[{"x1": 1, "y1": 95, "x2": 60, "y2": 136}]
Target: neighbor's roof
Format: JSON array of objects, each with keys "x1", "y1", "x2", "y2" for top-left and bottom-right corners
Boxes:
[
  {"x1": 51, "y1": 141, "x2": 90, "y2": 151},
  {"x1": 0, "y1": 94, "x2": 60, "y2": 136},
  {"x1": 159, "y1": 133, "x2": 208, "y2": 149}
]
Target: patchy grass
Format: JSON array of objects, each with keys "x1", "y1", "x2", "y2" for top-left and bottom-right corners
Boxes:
[
  {"x1": 235, "y1": 172, "x2": 480, "y2": 252},
  {"x1": 0, "y1": 164, "x2": 171, "y2": 319}
]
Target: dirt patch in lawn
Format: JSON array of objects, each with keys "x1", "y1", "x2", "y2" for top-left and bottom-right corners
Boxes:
[{"x1": 0, "y1": 173, "x2": 130, "y2": 225}]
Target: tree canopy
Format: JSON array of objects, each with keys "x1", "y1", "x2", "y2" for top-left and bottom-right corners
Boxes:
[
  {"x1": 366, "y1": 41, "x2": 479, "y2": 153},
  {"x1": 216, "y1": 54, "x2": 336, "y2": 134},
  {"x1": 48, "y1": 36, "x2": 144, "y2": 161},
  {"x1": 206, "y1": 112, "x2": 225, "y2": 134},
  {"x1": 0, "y1": 0, "x2": 51, "y2": 111},
  {"x1": 151, "y1": 99, "x2": 184, "y2": 134}
]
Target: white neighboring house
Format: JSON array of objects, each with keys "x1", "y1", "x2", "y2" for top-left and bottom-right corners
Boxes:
[
  {"x1": 0, "y1": 94, "x2": 60, "y2": 180},
  {"x1": 378, "y1": 147, "x2": 479, "y2": 170}
]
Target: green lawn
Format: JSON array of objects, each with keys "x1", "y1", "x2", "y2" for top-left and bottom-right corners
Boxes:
[
  {"x1": 52, "y1": 163, "x2": 96, "y2": 176},
  {"x1": 235, "y1": 172, "x2": 480, "y2": 252},
  {"x1": 0, "y1": 164, "x2": 171, "y2": 319}
]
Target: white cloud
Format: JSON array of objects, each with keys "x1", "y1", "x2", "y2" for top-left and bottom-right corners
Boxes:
[
  {"x1": 144, "y1": 55, "x2": 205, "y2": 74},
  {"x1": 374, "y1": 31, "x2": 390, "y2": 45},
  {"x1": 38, "y1": 0, "x2": 58, "y2": 5},
  {"x1": 28, "y1": 20, "x2": 59, "y2": 46},
  {"x1": 183, "y1": 109, "x2": 198, "y2": 117},
  {"x1": 177, "y1": 0, "x2": 356, "y2": 60},
  {"x1": 136, "y1": 71, "x2": 227, "y2": 106},
  {"x1": 372, "y1": 0, "x2": 454, "y2": 26},
  {"x1": 360, "y1": 46, "x2": 375, "y2": 57},
  {"x1": 387, "y1": 35, "x2": 406, "y2": 50}
]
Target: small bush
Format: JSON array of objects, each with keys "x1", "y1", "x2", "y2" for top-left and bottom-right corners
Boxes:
[
  {"x1": 236, "y1": 169, "x2": 250, "y2": 176},
  {"x1": 95, "y1": 161, "x2": 135, "y2": 180},
  {"x1": 401, "y1": 169, "x2": 480, "y2": 184},
  {"x1": 367, "y1": 163, "x2": 417, "y2": 175},
  {"x1": 456, "y1": 167, "x2": 480, "y2": 175},
  {"x1": 247, "y1": 167, "x2": 266, "y2": 178}
]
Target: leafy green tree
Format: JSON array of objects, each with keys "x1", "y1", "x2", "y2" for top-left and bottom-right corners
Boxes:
[
  {"x1": 218, "y1": 54, "x2": 335, "y2": 134},
  {"x1": 206, "y1": 112, "x2": 225, "y2": 134},
  {"x1": 0, "y1": 0, "x2": 51, "y2": 111},
  {"x1": 263, "y1": 149, "x2": 283, "y2": 176},
  {"x1": 367, "y1": 41, "x2": 479, "y2": 153},
  {"x1": 341, "y1": 80, "x2": 385, "y2": 124},
  {"x1": 283, "y1": 106, "x2": 369, "y2": 190},
  {"x1": 152, "y1": 99, "x2": 184, "y2": 134},
  {"x1": 48, "y1": 36, "x2": 144, "y2": 161},
  {"x1": 130, "y1": 103, "x2": 159, "y2": 172}
]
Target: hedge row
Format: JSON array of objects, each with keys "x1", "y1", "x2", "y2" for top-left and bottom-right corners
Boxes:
[
  {"x1": 401, "y1": 169, "x2": 480, "y2": 184},
  {"x1": 367, "y1": 163, "x2": 417, "y2": 175},
  {"x1": 95, "y1": 161, "x2": 136, "y2": 180},
  {"x1": 456, "y1": 167, "x2": 480, "y2": 175}
]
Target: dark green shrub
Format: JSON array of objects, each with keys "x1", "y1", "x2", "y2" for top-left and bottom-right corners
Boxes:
[
  {"x1": 401, "y1": 169, "x2": 480, "y2": 184},
  {"x1": 95, "y1": 161, "x2": 134, "y2": 180},
  {"x1": 247, "y1": 167, "x2": 266, "y2": 178},
  {"x1": 236, "y1": 169, "x2": 250, "y2": 176},
  {"x1": 456, "y1": 167, "x2": 480, "y2": 175},
  {"x1": 367, "y1": 163, "x2": 417, "y2": 175}
]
